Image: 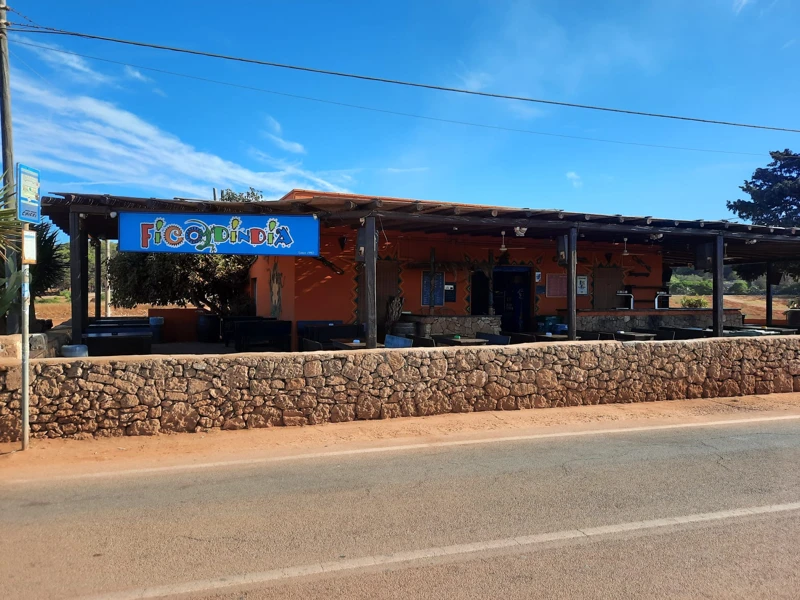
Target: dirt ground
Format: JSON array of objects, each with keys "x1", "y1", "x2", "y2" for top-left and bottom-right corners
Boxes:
[
  {"x1": 2, "y1": 393, "x2": 799, "y2": 482},
  {"x1": 33, "y1": 296, "x2": 183, "y2": 325},
  {"x1": 670, "y1": 295, "x2": 790, "y2": 320}
]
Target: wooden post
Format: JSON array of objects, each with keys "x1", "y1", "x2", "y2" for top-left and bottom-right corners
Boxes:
[
  {"x1": 429, "y1": 248, "x2": 435, "y2": 313},
  {"x1": 766, "y1": 261, "x2": 774, "y2": 327},
  {"x1": 487, "y1": 251, "x2": 494, "y2": 316},
  {"x1": 69, "y1": 211, "x2": 83, "y2": 343},
  {"x1": 566, "y1": 228, "x2": 578, "y2": 340},
  {"x1": 80, "y1": 229, "x2": 89, "y2": 330},
  {"x1": 364, "y1": 215, "x2": 377, "y2": 349},
  {"x1": 94, "y1": 239, "x2": 102, "y2": 319},
  {"x1": 712, "y1": 234, "x2": 724, "y2": 337}
]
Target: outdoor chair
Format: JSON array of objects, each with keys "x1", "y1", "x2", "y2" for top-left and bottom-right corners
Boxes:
[
  {"x1": 297, "y1": 320, "x2": 344, "y2": 341},
  {"x1": 311, "y1": 324, "x2": 365, "y2": 349},
  {"x1": 234, "y1": 320, "x2": 292, "y2": 352},
  {"x1": 476, "y1": 332, "x2": 511, "y2": 345},
  {"x1": 576, "y1": 330, "x2": 601, "y2": 340},
  {"x1": 384, "y1": 334, "x2": 413, "y2": 348},
  {"x1": 301, "y1": 337, "x2": 324, "y2": 351},
  {"x1": 410, "y1": 335, "x2": 436, "y2": 347},
  {"x1": 222, "y1": 316, "x2": 274, "y2": 347},
  {"x1": 596, "y1": 332, "x2": 616, "y2": 340}
]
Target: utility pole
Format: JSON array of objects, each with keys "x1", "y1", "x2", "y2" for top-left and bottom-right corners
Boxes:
[
  {"x1": 0, "y1": 2, "x2": 29, "y2": 450},
  {"x1": 0, "y1": 0, "x2": 19, "y2": 334}
]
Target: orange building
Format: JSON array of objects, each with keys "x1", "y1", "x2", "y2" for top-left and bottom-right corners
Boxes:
[{"x1": 250, "y1": 190, "x2": 684, "y2": 348}]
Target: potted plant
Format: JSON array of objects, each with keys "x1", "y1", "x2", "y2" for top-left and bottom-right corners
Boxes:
[{"x1": 786, "y1": 299, "x2": 800, "y2": 328}]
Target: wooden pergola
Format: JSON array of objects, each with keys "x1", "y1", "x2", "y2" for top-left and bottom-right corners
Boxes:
[{"x1": 42, "y1": 190, "x2": 800, "y2": 348}]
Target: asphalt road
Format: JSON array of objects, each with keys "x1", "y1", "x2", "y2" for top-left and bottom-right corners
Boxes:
[{"x1": 3, "y1": 417, "x2": 800, "y2": 599}]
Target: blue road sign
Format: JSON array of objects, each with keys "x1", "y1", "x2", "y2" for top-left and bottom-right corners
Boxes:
[{"x1": 16, "y1": 164, "x2": 40, "y2": 224}]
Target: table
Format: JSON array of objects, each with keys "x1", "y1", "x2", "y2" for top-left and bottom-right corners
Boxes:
[
  {"x1": 614, "y1": 331, "x2": 657, "y2": 342},
  {"x1": 436, "y1": 337, "x2": 489, "y2": 347},
  {"x1": 533, "y1": 333, "x2": 571, "y2": 342},
  {"x1": 331, "y1": 339, "x2": 384, "y2": 350}
]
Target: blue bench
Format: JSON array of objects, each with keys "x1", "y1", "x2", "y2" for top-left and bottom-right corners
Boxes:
[{"x1": 384, "y1": 334, "x2": 413, "y2": 348}]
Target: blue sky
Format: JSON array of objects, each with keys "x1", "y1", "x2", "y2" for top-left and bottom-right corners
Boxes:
[{"x1": 7, "y1": 0, "x2": 799, "y2": 221}]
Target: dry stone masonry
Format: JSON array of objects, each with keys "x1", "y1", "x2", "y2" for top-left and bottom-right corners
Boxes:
[{"x1": 0, "y1": 336, "x2": 799, "y2": 441}]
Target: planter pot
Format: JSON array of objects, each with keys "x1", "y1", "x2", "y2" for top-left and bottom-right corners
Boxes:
[{"x1": 785, "y1": 309, "x2": 800, "y2": 328}]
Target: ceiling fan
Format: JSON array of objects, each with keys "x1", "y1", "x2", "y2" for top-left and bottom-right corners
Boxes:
[
  {"x1": 482, "y1": 230, "x2": 525, "y2": 253},
  {"x1": 621, "y1": 237, "x2": 645, "y2": 256}
]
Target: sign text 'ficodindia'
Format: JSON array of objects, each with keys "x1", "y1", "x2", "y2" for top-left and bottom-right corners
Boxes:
[{"x1": 118, "y1": 212, "x2": 320, "y2": 256}]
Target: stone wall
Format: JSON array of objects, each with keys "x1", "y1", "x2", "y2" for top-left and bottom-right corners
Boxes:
[
  {"x1": 577, "y1": 312, "x2": 743, "y2": 333},
  {"x1": 400, "y1": 314, "x2": 502, "y2": 336},
  {"x1": 0, "y1": 336, "x2": 798, "y2": 442},
  {"x1": 0, "y1": 328, "x2": 70, "y2": 360}
]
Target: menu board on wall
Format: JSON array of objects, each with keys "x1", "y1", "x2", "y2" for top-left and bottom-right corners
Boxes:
[
  {"x1": 546, "y1": 273, "x2": 567, "y2": 298},
  {"x1": 546, "y1": 273, "x2": 589, "y2": 297}
]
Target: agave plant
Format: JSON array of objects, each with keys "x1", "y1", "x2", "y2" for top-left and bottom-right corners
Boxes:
[{"x1": 0, "y1": 174, "x2": 23, "y2": 321}]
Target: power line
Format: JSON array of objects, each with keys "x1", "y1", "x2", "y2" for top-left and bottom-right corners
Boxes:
[
  {"x1": 8, "y1": 39, "x2": 767, "y2": 158},
  {"x1": 7, "y1": 22, "x2": 800, "y2": 134}
]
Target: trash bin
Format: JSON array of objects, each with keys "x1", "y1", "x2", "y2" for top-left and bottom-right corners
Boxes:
[
  {"x1": 61, "y1": 344, "x2": 89, "y2": 358},
  {"x1": 197, "y1": 313, "x2": 220, "y2": 343}
]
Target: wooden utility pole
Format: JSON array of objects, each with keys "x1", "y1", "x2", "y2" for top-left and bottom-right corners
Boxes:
[{"x1": 0, "y1": 0, "x2": 19, "y2": 334}]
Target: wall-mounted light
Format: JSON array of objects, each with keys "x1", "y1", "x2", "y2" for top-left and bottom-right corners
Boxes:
[{"x1": 109, "y1": 211, "x2": 118, "y2": 218}]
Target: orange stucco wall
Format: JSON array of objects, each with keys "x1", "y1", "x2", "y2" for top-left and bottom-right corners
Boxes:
[{"x1": 250, "y1": 228, "x2": 664, "y2": 328}]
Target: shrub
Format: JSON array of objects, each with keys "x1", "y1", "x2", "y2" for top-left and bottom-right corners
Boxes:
[
  {"x1": 681, "y1": 296, "x2": 709, "y2": 308},
  {"x1": 729, "y1": 280, "x2": 749, "y2": 295}
]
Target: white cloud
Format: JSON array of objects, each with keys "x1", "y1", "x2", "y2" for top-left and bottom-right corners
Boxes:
[
  {"x1": 124, "y1": 66, "x2": 152, "y2": 83},
  {"x1": 384, "y1": 167, "x2": 429, "y2": 174},
  {"x1": 263, "y1": 116, "x2": 305, "y2": 154},
  {"x1": 11, "y1": 71, "x2": 347, "y2": 198},
  {"x1": 265, "y1": 115, "x2": 282, "y2": 135},
  {"x1": 732, "y1": 0, "x2": 753, "y2": 15},
  {"x1": 455, "y1": 3, "x2": 658, "y2": 111},
  {"x1": 266, "y1": 133, "x2": 305, "y2": 154},
  {"x1": 566, "y1": 171, "x2": 582, "y2": 188},
  {"x1": 22, "y1": 40, "x2": 113, "y2": 85},
  {"x1": 456, "y1": 63, "x2": 492, "y2": 92},
  {"x1": 783, "y1": 39, "x2": 796, "y2": 49}
]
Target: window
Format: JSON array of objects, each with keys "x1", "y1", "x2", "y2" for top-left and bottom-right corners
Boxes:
[{"x1": 422, "y1": 271, "x2": 445, "y2": 306}]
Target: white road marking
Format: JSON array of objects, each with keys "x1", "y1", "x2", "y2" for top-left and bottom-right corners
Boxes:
[
  {"x1": 82, "y1": 500, "x2": 800, "y2": 600},
  {"x1": 8, "y1": 413, "x2": 800, "y2": 484}
]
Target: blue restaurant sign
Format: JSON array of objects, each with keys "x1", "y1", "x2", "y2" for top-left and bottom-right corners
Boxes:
[{"x1": 118, "y1": 212, "x2": 320, "y2": 256}]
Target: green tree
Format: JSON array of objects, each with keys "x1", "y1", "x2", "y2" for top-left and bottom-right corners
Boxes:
[
  {"x1": 107, "y1": 188, "x2": 260, "y2": 316},
  {"x1": 28, "y1": 221, "x2": 69, "y2": 330},
  {"x1": 728, "y1": 149, "x2": 800, "y2": 281}
]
